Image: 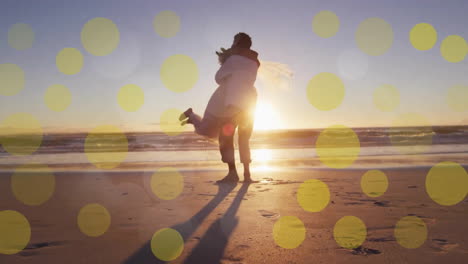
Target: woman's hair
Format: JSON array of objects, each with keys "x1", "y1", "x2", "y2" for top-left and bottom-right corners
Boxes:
[{"x1": 216, "y1": 32, "x2": 252, "y2": 64}]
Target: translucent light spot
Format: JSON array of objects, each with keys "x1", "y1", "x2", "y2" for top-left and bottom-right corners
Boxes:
[
  {"x1": 426, "y1": 161, "x2": 468, "y2": 206},
  {"x1": 153, "y1": 10, "x2": 181, "y2": 38},
  {"x1": 11, "y1": 163, "x2": 55, "y2": 206},
  {"x1": 333, "y1": 216, "x2": 367, "y2": 249},
  {"x1": 316, "y1": 125, "x2": 360, "y2": 169},
  {"x1": 0, "y1": 210, "x2": 31, "y2": 255},
  {"x1": 84, "y1": 125, "x2": 128, "y2": 169},
  {"x1": 337, "y1": 49, "x2": 368, "y2": 80},
  {"x1": 0, "y1": 113, "x2": 43, "y2": 155},
  {"x1": 410, "y1": 23, "x2": 437, "y2": 51},
  {"x1": 373, "y1": 84, "x2": 400, "y2": 112},
  {"x1": 81, "y1": 17, "x2": 120, "y2": 56},
  {"x1": 306, "y1": 72, "x2": 344, "y2": 111},
  {"x1": 151, "y1": 167, "x2": 184, "y2": 200},
  {"x1": 222, "y1": 123, "x2": 235, "y2": 136},
  {"x1": 297, "y1": 179, "x2": 330, "y2": 212},
  {"x1": 8, "y1": 23, "x2": 34, "y2": 50},
  {"x1": 355, "y1": 17, "x2": 394, "y2": 56},
  {"x1": 394, "y1": 216, "x2": 427, "y2": 249},
  {"x1": 151, "y1": 228, "x2": 184, "y2": 261},
  {"x1": 160, "y1": 54, "x2": 198, "y2": 93},
  {"x1": 44, "y1": 84, "x2": 72, "y2": 112},
  {"x1": 312, "y1": 10, "x2": 340, "y2": 38},
  {"x1": 117, "y1": 84, "x2": 144, "y2": 112},
  {"x1": 440, "y1": 35, "x2": 467, "y2": 63},
  {"x1": 77, "y1": 203, "x2": 111, "y2": 237},
  {"x1": 90, "y1": 33, "x2": 141, "y2": 80},
  {"x1": 447, "y1": 85, "x2": 468, "y2": 111},
  {"x1": 160, "y1": 108, "x2": 186, "y2": 136},
  {"x1": 273, "y1": 216, "x2": 306, "y2": 249},
  {"x1": 0, "y1": 63, "x2": 25, "y2": 96},
  {"x1": 360, "y1": 170, "x2": 388, "y2": 197},
  {"x1": 389, "y1": 113, "x2": 432, "y2": 154},
  {"x1": 56, "y1": 48, "x2": 83, "y2": 75}
]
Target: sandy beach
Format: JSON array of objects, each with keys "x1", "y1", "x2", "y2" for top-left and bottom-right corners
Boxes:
[{"x1": 1, "y1": 164, "x2": 467, "y2": 263}]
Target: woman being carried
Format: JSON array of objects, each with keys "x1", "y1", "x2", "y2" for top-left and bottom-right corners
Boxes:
[{"x1": 179, "y1": 33, "x2": 260, "y2": 183}]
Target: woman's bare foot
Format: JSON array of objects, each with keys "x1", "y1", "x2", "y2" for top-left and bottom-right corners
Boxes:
[{"x1": 179, "y1": 108, "x2": 193, "y2": 121}]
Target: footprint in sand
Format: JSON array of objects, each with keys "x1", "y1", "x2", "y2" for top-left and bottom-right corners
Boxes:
[
  {"x1": 350, "y1": 246, "x2": 381, "y2": 256},
  {"x1": 407, "y1": 214, "x2": 437, "y2": 226},
  {"x1": 373, "y1": 201, "x2": 390, "y2": 207},
  {"x1": 20, "y1": 241, "x2": 66, "y2": 256},
  {"x1": 431, "y1": 239, "x2": 459, "y2": 254},
  {"x1": 258, "y1": 210, "x2": 279, "y2": 219}
]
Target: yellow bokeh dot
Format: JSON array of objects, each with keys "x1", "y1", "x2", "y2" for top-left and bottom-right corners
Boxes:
[
  {"x1": 410, "y1": 23, "x2": 437, "y2": 51},
  {"x1": 440, "y1": 35, "x2": 468, "y2": 63},
  {"x1": 426, "y1": 161, "x2": 468, "y2": 206},
  {"x1": 160, "y1": 108, "x2": 186, "y2": 136},
  {"x1": 81, "y1": 17, "x2": 120, "y2": 56},
  {"x1": 153, "y1": 10, "x2": 181, "y2": 38},
  {"x1": 394, "y1": 216, "x2": 427, "y2": 249},
  {"x1": 151, "y1": 167, "x2": 184, "y2": 200},
  {"x1": 160, "y1": 54, "x2": 198, "y2": 93},
  {"x1": 306, "y1": 72, "x2": 345, "y2": 111},
  {"x1": 84, "y1": 125, "x2": 128, "y2": 169},
  {"x1": 333, "y1": 216, "x2": 367, "y2": 249},
  {"x1": 56, "y1": 48, "x2": 84, "y2": 75},
  {"x1": 11, "y1": 163, "x2": 55, "y2": 206},
  {"x1": 117, "y1": 84, "x2": 145, "y2": 112},
  {"x1": 389, "y1": 113, "x2": 432, "y2": 154},
  {"x1": 0, "y1": 210, "x2": 31, "y2": 255},
  {"x1": 361, "y1": 170, "x2": 388, "y2": 197},
  {"x1": 44, "y1": 84, "x2": 72, "y2": 112},
  {"x1": 447, "y1": 85, "x2": 468, "y2": 111},
  {"x1": 273, "y1": 216, "x2": 306, "y2": 249},
  {"x1": 316, "y1": 125, "x2": 360, "y2": 169},
  {"x1": 151, "y1": 228, "x2": 184, "y2": 261},
  {"x1": 312, "y1": 10, "x2": 340, "y2": 38},
  {"x1": 297, "y1": 179, "x2": 330, "y2": 212},
  {"x1": 355, "y1": 17, "x2": 394, "y2": 56},
  {"x1": 8, "y1": 23, "x2": 34, "y2": 51},
  {"x1": 77, "y1": 203, "x2": 111, "y2": 237},
  {"x1": 0, "y1": 113, "x2": 43, "y2": 155},
  {"x1": 0, "y1": 63, "x2": 25, "y2": 96},
  {"x1": 373, "y1": 84, "x2": 400, "y2": 112}
]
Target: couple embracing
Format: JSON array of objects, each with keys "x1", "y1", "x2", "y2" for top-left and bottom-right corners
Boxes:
[{"x1": 179, "y1": 32, "x2": 260, "y2": 183}]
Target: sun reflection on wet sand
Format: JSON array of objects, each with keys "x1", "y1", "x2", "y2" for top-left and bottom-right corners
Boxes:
[{"x1": 252, "y1": 149, "x2": 275, "y2": 172}]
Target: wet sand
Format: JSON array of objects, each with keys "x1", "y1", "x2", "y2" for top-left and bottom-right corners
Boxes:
[{"x1": 1, "y1": 166, "x2": 468, "y2": 263}]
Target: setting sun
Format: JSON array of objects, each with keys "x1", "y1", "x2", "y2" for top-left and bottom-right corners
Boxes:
[{"x1": 254, "y1": 101, "x2": 282, "y2": 131}]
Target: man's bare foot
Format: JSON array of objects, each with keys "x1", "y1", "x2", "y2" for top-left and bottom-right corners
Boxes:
[
  {"x1": 243, "y1": 171, "x2": 254, "y2": 183},
  {"x1": 216, "y1": 171, "x2": 239, "y2": 184}
]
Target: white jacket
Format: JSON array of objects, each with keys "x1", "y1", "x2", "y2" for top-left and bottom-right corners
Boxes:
[{"x1": 214, "y1": 53, "x2": 259, "y2": 115}]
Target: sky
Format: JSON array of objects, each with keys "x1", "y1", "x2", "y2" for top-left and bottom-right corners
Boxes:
[{"x1": 0, "y1": 0, "x2": 468, "y2": 133}]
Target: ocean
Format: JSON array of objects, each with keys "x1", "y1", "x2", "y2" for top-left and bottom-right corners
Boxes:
[{"x1": 1, "y1": 126, "x2": 468, "y2": 171}]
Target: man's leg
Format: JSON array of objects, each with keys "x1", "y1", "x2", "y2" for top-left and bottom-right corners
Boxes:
[
  {"x1": 217, "y1": 120, "x2": 239, "y2": 183},
  {"x1": 238, "y1": 111, "x2": 254, "y2": 181}
]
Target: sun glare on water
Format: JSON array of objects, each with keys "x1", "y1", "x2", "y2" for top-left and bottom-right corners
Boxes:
[{"x1": 254, "y1": 101, "x2": 282, "y2": 131}]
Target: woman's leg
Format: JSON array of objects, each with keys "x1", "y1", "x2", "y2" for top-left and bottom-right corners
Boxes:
[{"x1": 188, "y1": 112, "x2": 220, "y2": 139}]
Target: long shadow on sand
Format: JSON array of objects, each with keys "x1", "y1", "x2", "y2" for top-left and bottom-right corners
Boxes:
[
  {"x1": 123, "y1": 182, "x2": 249, "y2": 263},
  {"x1": 183, "y1": 182, "x2": 250, "y2": 263}
]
